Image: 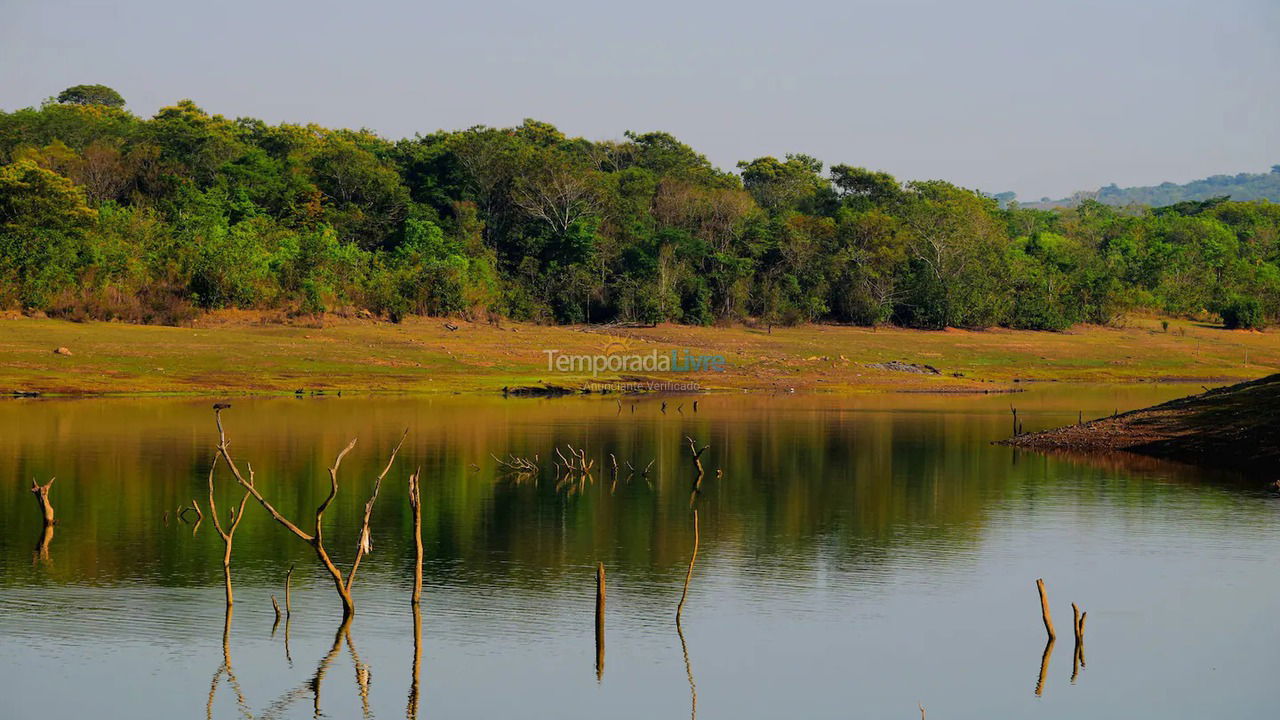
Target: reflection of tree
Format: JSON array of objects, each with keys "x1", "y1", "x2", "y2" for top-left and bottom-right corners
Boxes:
[
  {"x1": 3, "y1": 395, "x2": 1256, "y2": 594},
  {"x1": 676, "y1": 618, "x2": 697, "y2": 720},
  {"x1": 258, "y1": 618, "x2": 351, "y2": 720},
  {"x1": 1035, "y1": 638, "x2": 1055, "y2": 697},
  {"x1": 346, "y1": 628, "x2": 373, "y2": 719},
  {"x1": 32, "y1": 523, "x2": 54, "y2": 565},
  {"x1": 207, "y1": 607, "x2": 252, "y2": 720},
  {"x1": 407, "y1": 604, "x2": 423, "y2": 719}
]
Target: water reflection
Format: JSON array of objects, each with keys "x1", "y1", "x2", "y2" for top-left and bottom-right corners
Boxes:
[
  {"x1": 408, "y1": 604, "x2": 423, "y2": 719},
  {"x1": 208, "y1": 607, "x2": 251, "y2": 720},
  {"x1": 1035, "y1": 638, "x2": 1055, "y2": 697},
  {"x1": 2, "y1": 388, "x2": 1278, "y2": 719}
]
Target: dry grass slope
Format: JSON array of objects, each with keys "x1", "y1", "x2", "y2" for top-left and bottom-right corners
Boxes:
[{"x1": 2, "y1": 313, "x2": 1279, "y2": 396}]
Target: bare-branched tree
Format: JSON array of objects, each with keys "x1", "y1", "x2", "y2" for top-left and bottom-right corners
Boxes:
[{"x1": 213, "y1": 408, "x2": 407, "y2": 618}]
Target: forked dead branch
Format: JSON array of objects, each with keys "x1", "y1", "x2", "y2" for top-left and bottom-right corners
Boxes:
[{"x1": 213, "y1": 408, "x2": 408, "y2": 618}]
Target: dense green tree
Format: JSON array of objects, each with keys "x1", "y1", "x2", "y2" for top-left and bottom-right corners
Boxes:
[{"x1": 57, "y1": 84, "x2": 126, "y2": 108}]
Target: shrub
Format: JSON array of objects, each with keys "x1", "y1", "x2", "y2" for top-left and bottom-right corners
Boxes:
[{"x1": 1219, "y1": 296, "x2": 1264, "y2": 329}]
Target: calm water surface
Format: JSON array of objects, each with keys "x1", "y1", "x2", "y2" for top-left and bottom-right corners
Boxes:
[{"x1": 1, "y1": 386, "x2": 1277, "y2": 719}]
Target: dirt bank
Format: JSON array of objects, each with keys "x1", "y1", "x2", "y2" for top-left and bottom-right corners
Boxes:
[{"x1": 1001, "y1": 374, "x2": 1280, "y2": 479}]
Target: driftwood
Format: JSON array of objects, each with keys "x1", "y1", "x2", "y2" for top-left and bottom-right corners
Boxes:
[{"x1": 214, "y1": 408, "x2": 407, "y2": 618}]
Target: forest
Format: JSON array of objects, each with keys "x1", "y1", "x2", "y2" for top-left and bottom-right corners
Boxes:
[
  {"x1": 2, "y1": 84, "x2": 1278, "y2": 330},
  {"x1": 1025, "y1": 165, "x2": 1280, "y2": 209}
]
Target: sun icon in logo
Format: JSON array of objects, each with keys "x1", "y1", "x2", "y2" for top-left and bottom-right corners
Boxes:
[{"x1": 600, "y1": 335, "x2": 635, "y2": 356}]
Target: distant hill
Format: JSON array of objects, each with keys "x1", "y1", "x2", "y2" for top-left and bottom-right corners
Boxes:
[{"x1": 1016, "y1": 165, "x2": 1280, "y2": 209}]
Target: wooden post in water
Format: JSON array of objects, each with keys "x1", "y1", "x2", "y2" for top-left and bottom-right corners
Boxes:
[
  {"x1": 1036, "y1": 578, "x2": 1055, "y2": 641},
  {"x1": 596, "y1": 562, "x2": 606, "y2": 681},
  {"x1": 409, "y1": 468, "x2": 424, "y2": 606}
]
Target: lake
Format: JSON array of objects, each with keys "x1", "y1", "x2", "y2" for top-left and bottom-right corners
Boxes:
[{"x1": 1, "y1": 386, "x2": 1277, "y2": 719}]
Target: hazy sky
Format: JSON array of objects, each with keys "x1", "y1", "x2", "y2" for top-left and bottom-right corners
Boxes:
[{"x1": 2, "y1": 0, "x2": 1277, "y2": 199}]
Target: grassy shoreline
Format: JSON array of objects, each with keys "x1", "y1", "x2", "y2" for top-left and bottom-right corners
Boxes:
[{"x1": 2, "y1": 313, "x2": 1278, "y2": 396}]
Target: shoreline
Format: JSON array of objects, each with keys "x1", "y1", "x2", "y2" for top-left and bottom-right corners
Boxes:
[
  {"x1": 2, "y1": 314, "x2": 1276, "y2": 398},
  {"x1": 1000, "y1": 373, "x2": 1280, "y2": 480}
]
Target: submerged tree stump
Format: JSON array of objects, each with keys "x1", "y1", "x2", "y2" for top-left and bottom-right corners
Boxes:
[{"x1": 30, "y1": 477, "x2": 55, "y2": 526}]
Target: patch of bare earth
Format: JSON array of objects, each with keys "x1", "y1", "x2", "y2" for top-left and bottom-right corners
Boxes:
[{"x1": 1002, "y1": 373, "x2": 1280, "y2": 480}]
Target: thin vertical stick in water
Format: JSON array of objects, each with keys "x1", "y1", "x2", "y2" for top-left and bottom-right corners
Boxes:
[
  {"x1": 409, "y1": 468, "x2": 424, "y2": 606},
  {"x1": 284, "y1": 564, "x2": 294, "y2": 616},
  {"x1": 1036, "y1": 578, "x2": 1056, "y2": 640},
  {"x1": 677, "y1": 509, "x2": 700, "y2": 622},
  {"x1": 596, "y1": 562, "x2": 606, "y2": 681}
]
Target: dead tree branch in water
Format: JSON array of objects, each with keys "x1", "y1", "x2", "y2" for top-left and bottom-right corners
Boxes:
[
  {"x1": 213, "y1": 408, "x2": 407, "y2": 618},
  {"x1": 1035, "y1": 578, "x2": 1056, "y2": 641},
  {"x1": 30, "y1": 477, "x2": 56, "y2": 562},
  {"x1": 684, "y1": 437, "x2": 709, "y2": 477},
  {"x1": 207, "y1": 454, "x2": 251, "y2": 606},
  {"x1": 676, "y1": 509, "x2": 700, "y2": 623},
  {"x1": 30, "y1": 477, "x2": 55, "y2": 525},
  {"x1": 409, "y1": 468, "x2": 424, "y2": 606}
]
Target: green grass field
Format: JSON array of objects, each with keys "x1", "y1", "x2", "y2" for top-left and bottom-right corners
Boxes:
[{"x1": 1, "y1": 313, "x2": 1276, "y2": 395}]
